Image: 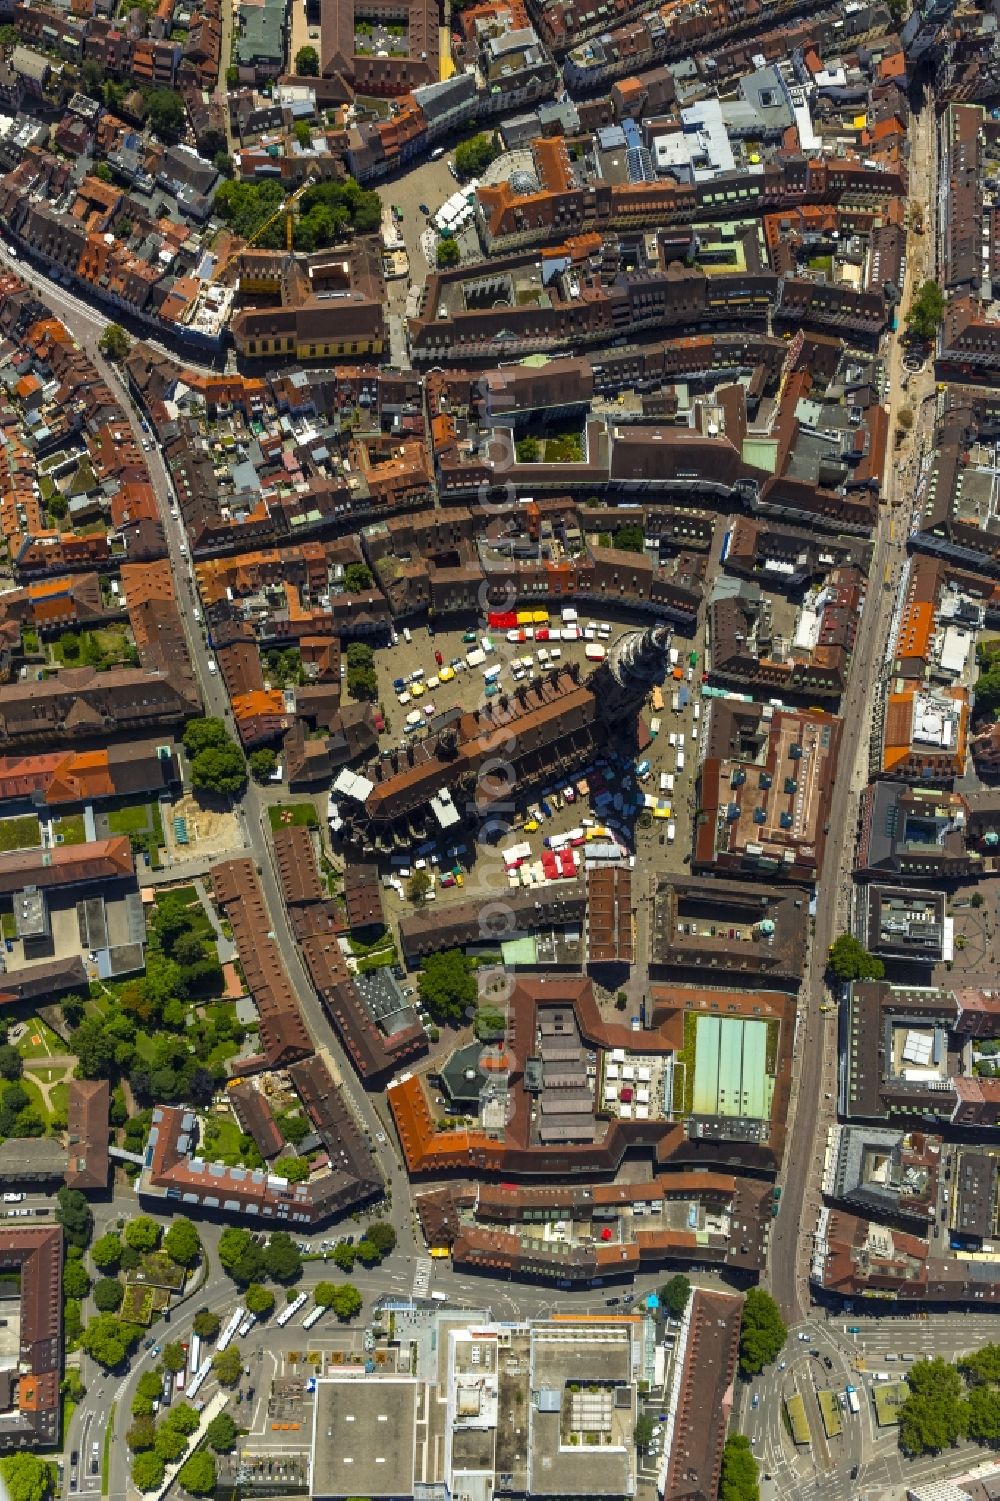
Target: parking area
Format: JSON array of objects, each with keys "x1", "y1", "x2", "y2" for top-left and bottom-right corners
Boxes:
[{"x1": 337, "y1": 610, "x2": 707, "y2": 940}]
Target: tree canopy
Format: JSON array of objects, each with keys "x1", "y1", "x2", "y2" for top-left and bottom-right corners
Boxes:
[
  {"x1": 124, "y1": 1215, "x2": 162, "y2": 1252},
  {"x1": 898, "y1": 1357, "x2": 967, "y2": 1455},
  {"x1": 132, "y1": 1452, "x2": 166, "y2": 1492},
  {"x1": 0, "y1": 1454, "x2": 54, "y2": 1501},
  {"x1": 218, "y1": 1227, "x2": 265, "y2": 1285},
  {"x1": 263, "y1": 1231, "x2": 302, "y2": 1283},
  {"x1": 80, "y1": 1313, "x2": 143, "y2": 1370},
  {"x1": 418, "y1": 948, "x2": 477, "y2": 1023},
  {"x1": 633, "y1": 1414, "x2": 655, "y2": 1450},
  {"x1": 192, "y1": 1308, "x2": 221, "y2": 1339},
  {"x1": 190, "y1": 742, "x2": 247, "y2": 797},
  {"x1": 249, "y1": 747, "x2": 278, "y2": 783},
  {"x1": 295, "y1": 44, "x2": 319, "y2": 74},
  {"x1": 315, "y1": 1281, "x2": 363, "y2": 1320},
  {"x1": 454, "y1": 132, "x2": 501, "y2": 179},
  {"x1": 163, "y1": 1218, "x2": 201, "y2": 1268},
  {"x1": 93, "y1": 1277, "x2": 124, "y2": 1312},
  {"x1": 146, "y1": 88, "x2": 186, "y2": 140},
  {"x1": 906, "y1": 280, "x2": 945, "y2": 343},
  {"x1": 55, "y1": 1186, "x2": 93, "y2": 1249},
  {"x1": 366, "y1": 1222, "x2": 397, "y2": 1258},
  {"x1": 245, "y1": 1283, "x2": 275, "y2": 1318},
  {"x1": 177, "y1": 1451, "x2": 216, "y2": 1496},
  {"x1": 98, "y1": 323, "x2": 131, "y2": 361},
  {"x1": 719, "y1": 1435, "x2": 759, "y2": 1501},
  {"x1": 212, "y1": 1345, "x2": 243, "y2": 1388},
  {"x1": 273, "y1": 1156, "x2": 310, "y2": 1184},
  {"x1": 205, "y1": 1412, "x2": 238, "y2": 1453},
  {"x1": 738, "y1": 1288, "x2": 787, "y2": 1378},
  {"x1": 92, "y1": 1231, "x2": 123, "y2": 1271},
  {"x1": 827, "y1": 933, "x2": 885, "y2": 982},
  {"x1": 660, "y1": 1275, "x2": 691, "y2": 1319}
]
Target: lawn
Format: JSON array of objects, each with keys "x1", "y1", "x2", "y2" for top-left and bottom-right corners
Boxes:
[
  {"x1": 52, "y1": 814, "x2": 87, "y2": 846},
  {"x1": 0, "y1": 815, "x2": 41, "y2": 852},
  {"x1": 201, "y1": 1113, "x2": 247, "y2": 1165},
  {"x1": 107, "y1": 804, "x2": 155, "y2": 836},
  {"x1": 268, "y1": 802, "x2": 318, "y2": 831},
  {"x1": 16, "y1": 1017, "x2": 63, "y2": 1059}
]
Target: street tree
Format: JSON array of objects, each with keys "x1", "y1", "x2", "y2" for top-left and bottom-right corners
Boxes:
[
  {"x1": 660, "y1": 1275, "x2": 691, "y2": 1319},
  {"x1": 163, "y1": 1218, "x2": 201, "y2": 1268},
  {"x1": 906, "y1": 280, "x2": 945, "y2": 343},
  {"x1": 719, "y1": 1434, "x2": 759, "y2": 1501},
  {"x1": 263, "y1": 1231, "x2": 301, "y2": 1283},
  {"x1": 633, "y1": 1414, "x2": 655, "y2": 1450},
  {"x1": 93, "y1": 1277, "x2": 124, "y2": 1312},
  {"x1": 126, "y1": 1417, "x2": 156, "y2": 1452},
  {"x1": 217, "y1": 1226, "x2": 265, "y2": 1285},
  {"x1": 244, "y1": 1284, "x2": 275, "y2": 1318},
  {"x1": 212, "y1": 1346, "x2": 243, "y2": 1387},
  {"x1": 738, "y1": 1288, "x2": 787, "y2": 1378},
  {"x1": 135, "y1": 1371, "x2": 164, "y2": 1405},
  {"x1": 55, "y1": 1186, "x2": 93, "y2": 1249},
  {"x1": 62, "y1": 1260, "x2": 92, "y2": 1300},
  {"x1": 161, "y1": 1342, "x2": 187, "y2": 1374},
  {"x1": 0, "y1": 1454, "x2": 54, "y2": 1501},
  {"x1": 91, "y1": 1232, "x2": 122, "y2": 1271},
  {"x1": 365, "y1": 1223, "x2": 397, "y2": 1258},
  {"x1": 153, "y1": 1428, "x2": 187, "y2": 1464},
  {"x1": 192, "y1": 1309, "x2": 221, "y2": 1339},
  {"x1": 897, "y1": 1357, "x2": 967, "y2": 1455},
  {"x1": 249, "y1": 748, "x2": 278, "y2": 783},
  {"x1": 826, "y1": 933, "x2": 885, "y2": 982},
  {"x1": 328, "y1": 1283, "x2": 363, "y2": 1321},
  {"x1": 98, "y1": 324, "x2": 130, "y2": 361},
  {"x1": 124, "y1": 1215, "x2": 162, "y2": 1252},
  {"x1": 80, "y1": 1313, "x2": 142, "y2": 1370},
  {"x1": 205, "y1": 1412, "x2": 238, "y2": 1452},
  {"x1": 131, "y1": 1453, "x2": 165, "y2": 1492},
  {"x1": 177, "y1": 1452, "x2": 216, "y2": 1496}
]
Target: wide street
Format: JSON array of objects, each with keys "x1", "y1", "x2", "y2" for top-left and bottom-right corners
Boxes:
[
  {"x1": 741, "y1": 1310, "x2": 1000, "y2": 1501},
  {"x1": 55, "y1": 1183, "x2": 684, "y2": 1501},
  {"x1": 767, "y1": 93, "x2": 940, "y2": 1329}
]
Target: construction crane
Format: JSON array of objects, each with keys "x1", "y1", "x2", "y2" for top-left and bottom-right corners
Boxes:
[{"x1": 217, "y1": 173, "x2": 317, "y2": 281}]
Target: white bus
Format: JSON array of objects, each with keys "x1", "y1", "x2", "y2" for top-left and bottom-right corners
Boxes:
[
  {"x1": 186, "y1": 1359, "x2": 213, "y2": 1401},
  {"x1": 277, "y1": 1292, "x2": 309, "y2": 1328},
  {"x1": 189, "y1": 1333, "x2": 202, "y2": 1374},
  {"x1": 302, "y1": 1305, "x2": 326, "y2": 1331},
  {"x1": 217, "y1": 1308, "x2": 246, "y2": 1352}
]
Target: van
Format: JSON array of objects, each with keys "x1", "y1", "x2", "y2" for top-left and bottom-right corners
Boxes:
[
  {"x1": 668, "y1": 732, "x2": 677, "y2": 749},
  {"x1": 207, "y1": 659, "x2": 217, "y2": 675},
  {"x1": 403, "y1": 626, "x2": 412, "y2": 644},
  {"x1": 667, "y1": 821, "x2": 675, "y2": 843},
  {"x1": 693, "y1": 703, "x2": 700, "y2": 722}
]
